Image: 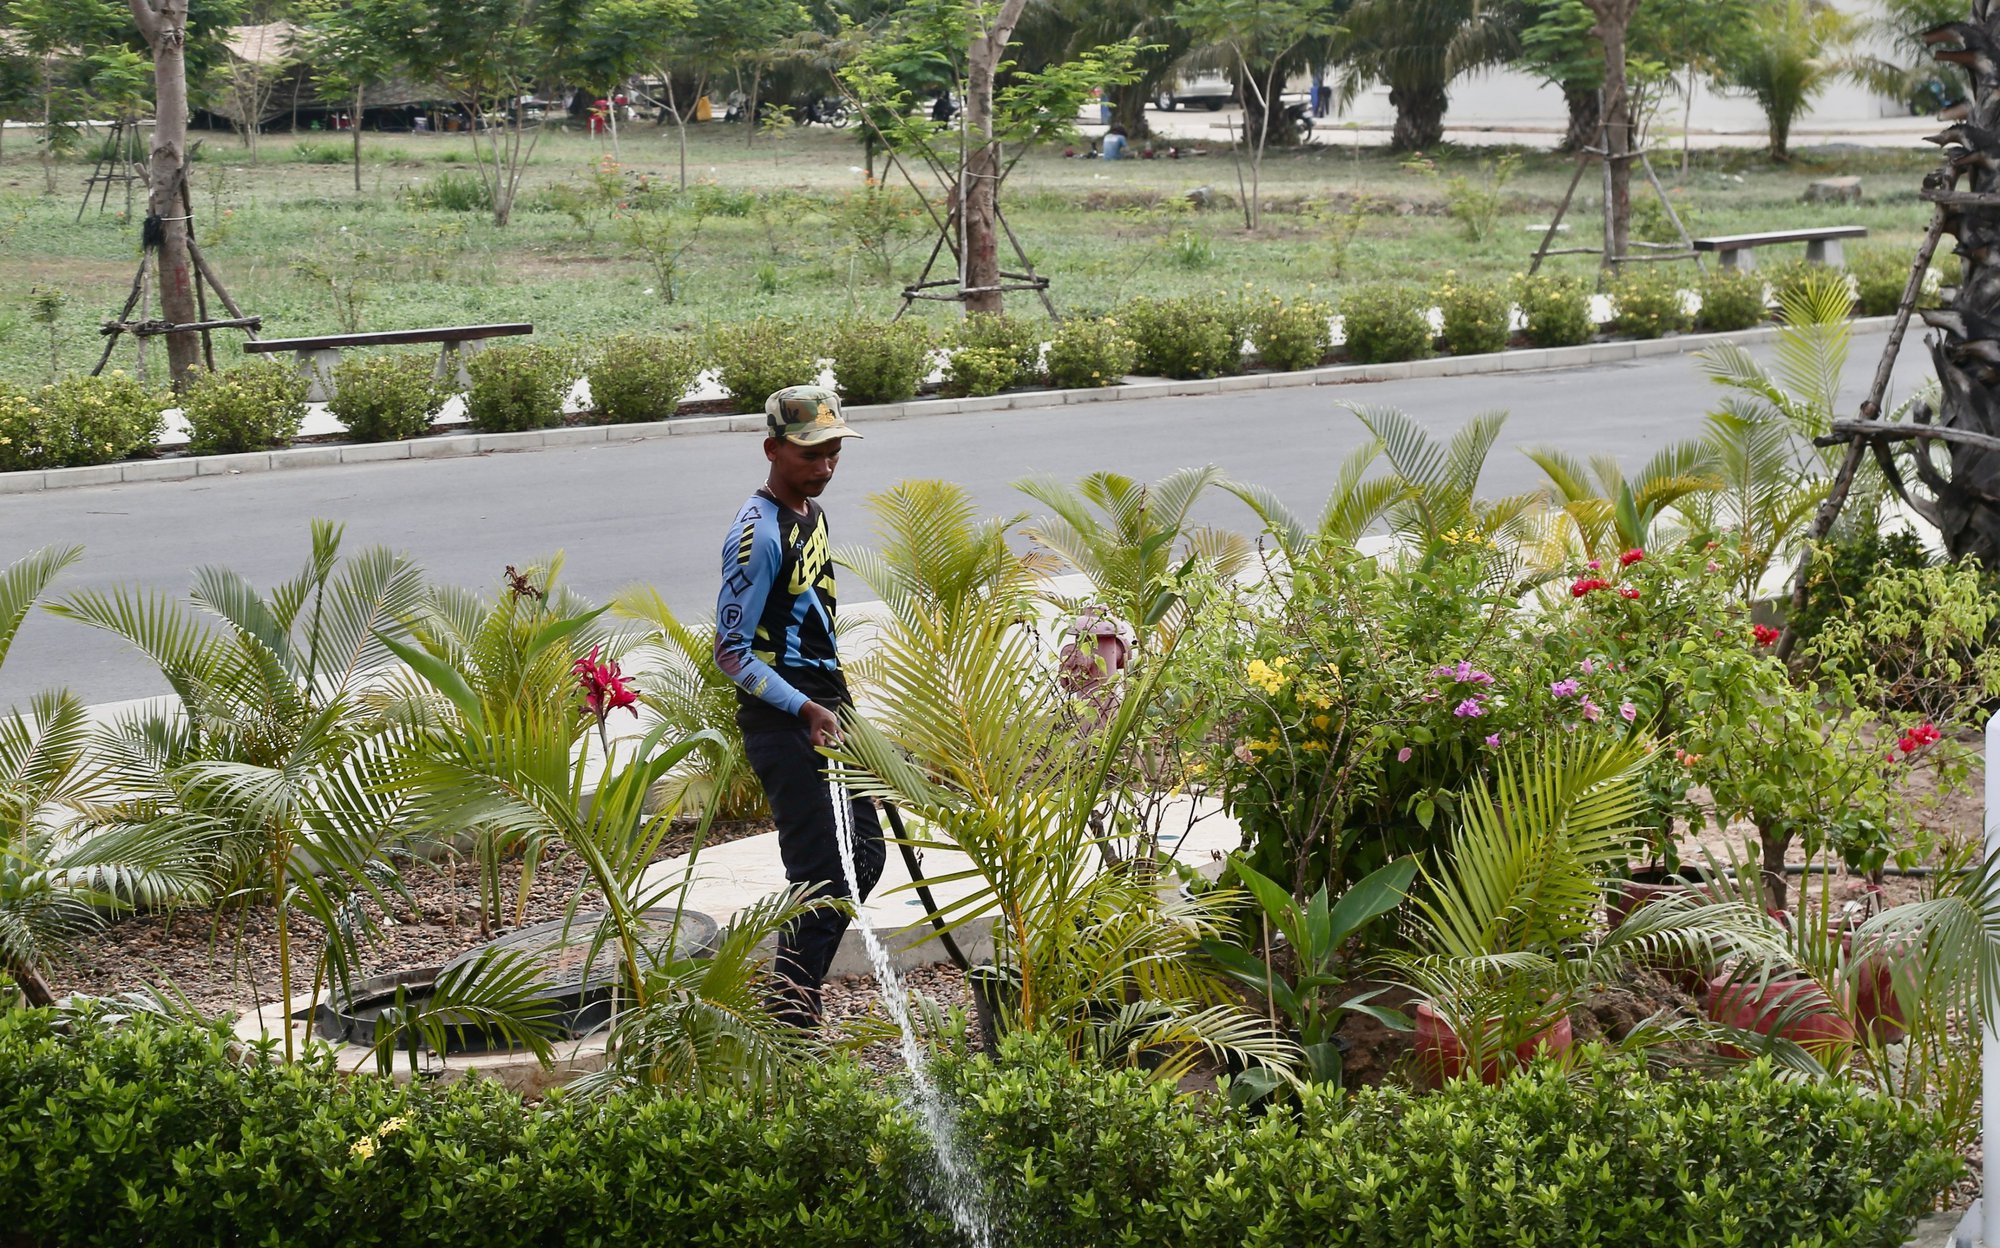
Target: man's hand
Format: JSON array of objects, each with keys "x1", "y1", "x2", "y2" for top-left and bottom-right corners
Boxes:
[{"x1": 800, "y1": 701, "x2": 842, "y2": 749}]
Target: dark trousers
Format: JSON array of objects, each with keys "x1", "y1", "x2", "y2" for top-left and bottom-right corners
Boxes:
[{"x1": 743, "y1": 725, "x2": 886, "y2": 1026}]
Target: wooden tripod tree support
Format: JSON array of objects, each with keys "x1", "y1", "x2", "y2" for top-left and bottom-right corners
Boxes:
[
  {"x1": 1529, "y1": 89, "x2": 1704, "y2": 276},
  {"x1": 1773, "y1": 9, "x2": 2000, "y2": 656},
  {"x1": 92, "y1": 171, "x2": 259, "y2": 381},
  {"x1": 76, "y1": 117, "x2": 149, "y2": 222}
]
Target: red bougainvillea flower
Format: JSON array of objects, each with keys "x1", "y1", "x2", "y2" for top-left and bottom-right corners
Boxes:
[
  {"x1": 1619, "y1": 548, "x2": 1645, "y2": 567},
  {"x1": 574, "y1": 646, "x2": 639, "y2": 721},
  {"x1": 1618, "y1": 587, "x2": 1641, "y2": 600},
  {"x1": 1896, "y1": 722, "x2": 1943, "y2": 755},
  {"x1": 1570, "y1": 577, "x2": 1613, "y2": 598},
  {"x1": 1751, "y1": 624, "x2": 1781, "y2": 647}
]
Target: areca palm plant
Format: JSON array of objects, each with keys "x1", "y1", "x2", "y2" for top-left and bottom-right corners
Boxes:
[
  {"x1": 1351, "y1": 406, "x2": 1546, "y2": 573},
  {"x1": 1721, "y1": 0, "x2": 1857, "y2": 162},
  {"x1": 0, "y1": 545, "x2": 216, "y2": 1006},
  {"x1": 1222, "y1": 438, "x2": 1407, "y2": 564},
  {"x1": 611, "y1": 586, "x2": 765, "y2": 824},
  {"x1": 1524, "y1": 440, "x2": 1721, "y2": 564},
  {"x1": 46, "y1": 524, "x2": 429, "y2": 1058},
  {"x1": 384, "y1": 638, "x2": 824, "y2": 1093},
  {"x1": 832, "y1": 487, "x2": 1298, "y2": 1078},
  {"x1": 1363, "y1": 735, "x2": 1789, "y2": 1079}
]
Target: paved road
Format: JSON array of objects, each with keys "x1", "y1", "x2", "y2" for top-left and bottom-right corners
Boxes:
[{"x1": 0, "y1": 327, "x2": 1934, "y2": 706}]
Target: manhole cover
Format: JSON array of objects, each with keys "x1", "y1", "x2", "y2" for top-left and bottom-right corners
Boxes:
[{"x1": 438, "y1": 906, "x2": 720, "y2": 993}]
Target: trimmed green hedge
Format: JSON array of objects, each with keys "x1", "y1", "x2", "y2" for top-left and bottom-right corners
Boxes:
[{"x1": 0, "y1": 1010, "x2": 1957, "y2": 1248}]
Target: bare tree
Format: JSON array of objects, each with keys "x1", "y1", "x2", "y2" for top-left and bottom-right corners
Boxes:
[
  {"x1": 962, "y1": 0, "x2": 1031, "y2": 315},
  {"x1": 127, "y1": 0, "x2": 202, "y2": 386}
]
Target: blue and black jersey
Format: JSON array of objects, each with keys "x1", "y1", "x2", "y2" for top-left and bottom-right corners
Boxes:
[{"x1": 713, "y1": 487, "x2": 848, "y2": 733}]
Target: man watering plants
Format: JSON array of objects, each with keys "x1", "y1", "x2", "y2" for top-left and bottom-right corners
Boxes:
[{"x1": 713, "y1": 385, "x2": 885, "y2": 1029}]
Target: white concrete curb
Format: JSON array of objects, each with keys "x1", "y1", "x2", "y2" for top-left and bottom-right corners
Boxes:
[{"x1": 0, "y1": 315, "x2": 1897, "y2": 496}]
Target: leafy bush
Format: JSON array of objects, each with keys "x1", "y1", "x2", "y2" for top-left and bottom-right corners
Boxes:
[
  {"x1": 1849, "y1": 244, "x2": 1939, "y2": 317},
  {"x1": 1697, "y1": 268, "x2": 1768, "y2": 332},
  {"x1": 1607, "y1": 266, "x2": 1693, "y2": 339},
  {"x1": 1340, "y1": 283, "x2": 1434, "y2": 364},
  {"x1": 290, "y1": 140, "x2": 349, "y2": 164},
  {"x1": 0, "y1": 1010, "x2": 1958, "y2": 1248},
  {"x1": 0, "y1": 372, "x2": 165, "y2": 471},
  {"x1": 587, "y1": 333, "x2": 702, "y2": 424},
  {"x1": 464, "y1": 343, "x2": 571, "y2": 433},
  {"x1": 1119, "y1": 295, "x2": 1243, "y2": 379},
  {"x1": 327, "y1": 354, "x2": 445, "y2": 442},
  {"x1": 1044, "y1": 316, "x2": 1138, "y2": 389},
  {"x1": 1249, "y1": 293, "x2": 1334, "y2": 371},
  {"x1": 1513, "y1": 274, "x2": 1595, "y2": 347},
  {"x1": 953, "y1": 313, "x2": 1043, "y2": 388},
  {"x1": 1763, "y1": 257, "x2": 1847, "y2": 317},
  {"x1": 1434, "y1": 272, "x2": 1511, "y2": 356},
  {"x1": 940, "y1": 345, "x2": 1020, "y2": 398},
  {"x1": 708, "y1": 317, "x2": 820, "y2": 414},
  {"x1": 828, "y1": 318, "x2": 933, "y2": 405},
  {"x1": 403, "y1": 170, "x2": 492, "y2": 213},
  {"x1": 181, "y1": 361, "x2": 309, "y2": 454}
]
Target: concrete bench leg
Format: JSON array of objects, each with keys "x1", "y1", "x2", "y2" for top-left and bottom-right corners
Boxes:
[
  {"x1": 295, "y1": 348, "x2": 341, "y2": 402},
  {"x1": 1805, "y1": 239, "x2": 1845, "y2": 266},
  {"x1": 1719, "y1": 249, "x2": 1755, "y2": 272},
  {"x1": 436, "y1": 340, "x2": 485, "y2": 391}
]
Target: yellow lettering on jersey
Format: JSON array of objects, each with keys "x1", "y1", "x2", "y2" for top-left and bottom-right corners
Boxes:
[{"x1": 788, "y1": 518, "x2": 830, "y2": 595}]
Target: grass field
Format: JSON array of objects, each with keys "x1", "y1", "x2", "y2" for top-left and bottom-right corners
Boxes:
[{"x1": 0, "y1": 121, "x2": 1937, "y2": 387}]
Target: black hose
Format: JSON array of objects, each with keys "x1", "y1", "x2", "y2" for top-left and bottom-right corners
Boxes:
[{"x1": 883, "y1": 802, "x2": 971, "y2": 973}]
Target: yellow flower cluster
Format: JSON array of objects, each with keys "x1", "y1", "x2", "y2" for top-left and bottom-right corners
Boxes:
[
  {"x1": 1245, "y1": 655, "x2": 1290, "y2": 694},
  {"x1": 349, "y1": 1114, "x2": 411, "y2": 1161}
]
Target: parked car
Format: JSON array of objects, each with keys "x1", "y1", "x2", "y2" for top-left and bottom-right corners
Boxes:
[{"x1": 1154, "y1": 74, "x2": 1235, "y2": 111}]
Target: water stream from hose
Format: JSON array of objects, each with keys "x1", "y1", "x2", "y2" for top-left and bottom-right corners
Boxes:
[{"x1": 829, "y1": 779, "x2": 993, "y2": 1247}]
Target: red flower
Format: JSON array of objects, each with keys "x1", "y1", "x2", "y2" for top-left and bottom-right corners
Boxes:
[
  {"x1": 1618, "y1": 587, "x2": 1641, "y2": 599},
  {"x1": 1896, "y1": 722, "x2": 1943, "y2": 755},
  {"x1": 1751, "y1": 624, "x2": 1780, "y2": 647},
  {"x1": 1570, "y1": 577, "x2": 1613, "y2": 597},
  {"x1": 574, "y1": 646, "x2": 639, "y2": 721},
  {"x1": 1619, "y1": 548, "x2": 1645, "y2": 567}
]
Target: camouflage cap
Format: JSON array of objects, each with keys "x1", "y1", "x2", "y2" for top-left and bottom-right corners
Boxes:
[{"x1": 764, "y1": 385, "x2": 863, "y2": 446}]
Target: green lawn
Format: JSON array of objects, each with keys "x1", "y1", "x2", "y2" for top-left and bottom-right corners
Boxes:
[{"x1": 0, "y1": 122, "x2": 1937, "y2": 387}]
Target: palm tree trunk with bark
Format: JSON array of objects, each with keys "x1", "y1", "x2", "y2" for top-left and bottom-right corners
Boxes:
[
  {"x1": 1388, "y1": 78, "x2": 1446, "y2": 151},
  {"x1": 1560, "y1": 81, "x2": 1599, "y2": 153}
]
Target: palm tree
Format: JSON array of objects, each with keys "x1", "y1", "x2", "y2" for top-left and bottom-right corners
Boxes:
[
  {"x1": 1525, "y1": 440, "x2": 1721, "y2": 563},
  {"x1": 1223, "y1": 440, "x2": 1406, "y2": 564},
  {"x1": 1349, "y1": 406, "x2": 1545, "y2": 570},
  {"x1": 1332, "y1": 0, "x2": 1520, "y2": 151},
  {"x1": 612, "y1": 586, "x2": 766, "y2": 823},
  {"x1": 1721, "y1": 0, "x2": 1856, "y2": 162}
]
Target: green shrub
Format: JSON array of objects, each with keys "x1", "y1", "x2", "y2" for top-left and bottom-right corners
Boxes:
[
  {"x1": 1044, "y1": 315, "x2": 1138, "y2": 389},
  {"x1": 1340, "y1": 283, "x2": 1434, "y2": 364},
  {"x1": 587, "y1": 333, "x2": 702, "y2": 424},
  {"x1": 327, "y1": 354, "x2": 445, "y2": 442},
  {"x1": 828, "y1": 318, "x2": 933, "y2": 405},
  {"x1": 709, "y1": 317, "x2": 820, "y2": 413},
  {"x1": 1697, "y1": 268, "x2": 1769, "y2": 332},
  {"x1": 1849, "y1": 244, "x2": 1940, "y2": 317},
  {"x1": 0, "y1": 1011, "x2": 1959, "y2": 1248},
  {"x1": 290, "y1": 140, "x2": 350, "y2": 164},
  {"x1": 940, "y1": 345, "x2": 1020, "y2": 398},
  {"x1": 1763, "y1": 257, "x2": 1827, "y2": 314},
  {"x1": 1513, "y1": 273, "x2": 1596, "y2": 347},
  {"x1": 1249, "y1": 293, "x2": 1334, "y2": 371},
  {"x1": 1434, "y1": 272, "x2": 1511, "y2": 356},
  {"x1": 402, "y1": 169, "x2": 492, "y2": 213},
  {"x1": 0, "y1": 372, "x2": 165, "y2": 471},
  {"x1": 953, "y1": 313, "x2": 1043, "y2": 388},
  {"x1": 181, "y1": 361, "x2": 309, "y2": 454},
  {"x1": 464, "y1": 343, "x2": 571, "y2": 432},
  {"x1": 1607, "y1": 266, "x2": 1693, "y2": 339},
  {"x1": 1120, "y1": 295, "x2": 1243, "y2": 378}
]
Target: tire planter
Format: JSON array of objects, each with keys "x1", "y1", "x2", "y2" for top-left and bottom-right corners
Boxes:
[
  {"x1": 1412, "y1": 1002, "x2": 1573, "y2": 1088},
  {"x1": 1842, "y1": 931, "x2": 1914, "y2": 1045},
  {"x1": 1705, "y1": 974, "x2": 1854, "y2": 1061}
]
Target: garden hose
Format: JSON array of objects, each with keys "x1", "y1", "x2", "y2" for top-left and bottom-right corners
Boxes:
[{"x1": 882, "y1": 802, "x2": 972, "y2": 973}]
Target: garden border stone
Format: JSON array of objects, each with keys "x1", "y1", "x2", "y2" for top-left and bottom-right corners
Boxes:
[{"x1": 1, "y1": 315, "x2": 1896, "y2": 495}]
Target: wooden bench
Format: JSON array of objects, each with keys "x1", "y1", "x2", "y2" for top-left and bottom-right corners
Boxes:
[
  {"x1": 243, "y1": 323, "x2": 534, "y2": 401},
  {"x1": 1691, "y1": 226, "x2": 1867, "y2": 272}
]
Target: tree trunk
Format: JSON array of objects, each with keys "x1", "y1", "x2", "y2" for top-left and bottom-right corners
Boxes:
[
  {"x1": 1769, "y1": 114, "x2": 1790, "y2": 163},
  {"x1": 1112, "y1": 81, "x2": 1150, "y2": 141},
  {"x1": 12, "y1": 960, "x2": 56, "y2": 1007},
  {"x1": 352, "y1": 84, "x2": 364, "y2": 194},
  {"x1": 1585, "y1": 0, "x2": 1638, "y2": 265},
  {"x1": 1560, "y1": 81, "x2": 1599, "y2": 154},
  {"x1": 1387, "y1": 79, "x2": 1446, "y2": 151},
  {"x1": 1759, "y1": 823, "x2": 1789, "y2": 914},
  {"x1": 129, "y1": 0, "x2": 203, "y2": 389},
  {"x1": 961, "y1": 0, "x2": 1029, "y2": 316}
]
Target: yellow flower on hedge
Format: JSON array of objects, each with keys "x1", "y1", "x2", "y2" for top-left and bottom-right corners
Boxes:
[
  {"x1": 1311, "y1": 713, "x2": 1330, "y2": 730},
  {"x1": 350, "y1": 1137, "x2": 378, "y2": 1160},
  {"x1": 1246, "y1": 658, "x2": 1287, "y2": 694}
]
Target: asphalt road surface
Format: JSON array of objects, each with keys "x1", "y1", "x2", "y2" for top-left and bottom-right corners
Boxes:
[{"x1": 0, "y1": 327, "x2": 1935, "y2": 706}]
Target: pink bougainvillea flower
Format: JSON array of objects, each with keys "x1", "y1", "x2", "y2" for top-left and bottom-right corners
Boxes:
[
  {"x1": 1580, "y1": 658, "x2": 1597, "y2": 675},
  {"x1": 1619, "y1": 548, "x2": 1645, "y2": 567},
  {"x1": 1580, "y1": 698, "x2": 1603, "y2": 723},
  {"x1": 1570, "y1": 577, "x2": 1613, "y2": 598},
  {"x1": 1430, "y1": 660, "x2": 1496, "y2": 686},
  {"x1": 1397, "y1": 746, "x2": 1414, "y2": 762},
  {"x1": 1550, "y1": 678, "x2": 1581, "y2": 698},
  {"x1": 1586, "y1": 559, "x2": 1602, "y2": 571},
  {"x1": 1484, "y1": 733, "x2": 1502, "y2": 748},
  {"x1": 1751, "y1": 624, "x2": 1781, "y2": 647},
  {"x1": 1619, "y1": 701, "x2": 1637, "y2": 722},
  {"x1": 1453, "y1": 698, "x2": 1486, "y2": 718}
]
